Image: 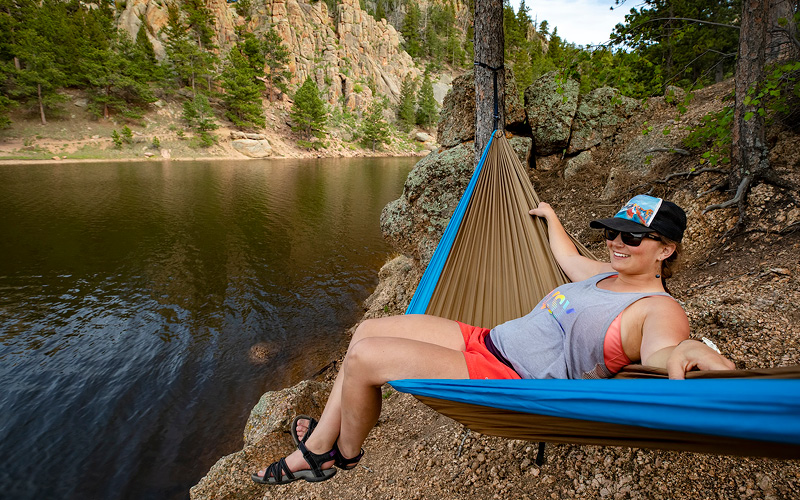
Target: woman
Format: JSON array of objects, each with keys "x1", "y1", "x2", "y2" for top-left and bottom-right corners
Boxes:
[{"x1": 252, "y1": 195, "x2": 735, "y2": 485}]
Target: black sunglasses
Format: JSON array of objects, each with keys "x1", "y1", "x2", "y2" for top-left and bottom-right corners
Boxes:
[{"x1": 604, "y1": 228, "x2": 662, "y2": 246}]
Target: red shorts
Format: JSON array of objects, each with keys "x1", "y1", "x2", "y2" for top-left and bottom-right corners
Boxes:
[{"x1": 458, "y1": 322, "x2": 521, "y2": 380}]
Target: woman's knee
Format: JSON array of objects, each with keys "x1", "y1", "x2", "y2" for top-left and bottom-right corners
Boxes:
[
  {"x1": 351, "y1": 316, "x2": 396, "y2": 344},
  {"x1": 343, "y1": 338, "x2": 384, "y2": 382}
]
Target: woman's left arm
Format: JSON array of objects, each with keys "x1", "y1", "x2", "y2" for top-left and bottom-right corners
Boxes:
[{"x1": 639, "y1": 297, "x2": 735, "y2": 379}]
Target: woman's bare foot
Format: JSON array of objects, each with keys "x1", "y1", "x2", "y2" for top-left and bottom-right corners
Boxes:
[{"x1": 294, "y1": 417, "x2": 313, "y2": 443}]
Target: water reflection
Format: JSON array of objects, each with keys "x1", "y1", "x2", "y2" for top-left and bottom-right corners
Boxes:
[{"x1": 0, "y1": 157, "x2": 415, "y2": 499}]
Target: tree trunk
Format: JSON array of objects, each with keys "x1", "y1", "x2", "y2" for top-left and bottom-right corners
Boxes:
[
  {"x1": 474, "y1": 0, "x2": 505, "y2": 165},
  {"x1": 37, "y1": 83, "x2": 46, "y2": 125},
  {"x1": 104, "y1": 85, "x2": 110, "y2": 120},
  {"x1": 731, "y1": 0, "x2": 771, "y2": 204},
  {"x1": 767, "y1": 0, "x2": 799, "y2": 63},
  {"x1": 14, "y1": 56, "x2": 21, "y2": 70}
]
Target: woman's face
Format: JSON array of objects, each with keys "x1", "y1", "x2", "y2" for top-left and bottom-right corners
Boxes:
[{"x1": 605, "y1": 231, "x2": 675, "y2": 275}]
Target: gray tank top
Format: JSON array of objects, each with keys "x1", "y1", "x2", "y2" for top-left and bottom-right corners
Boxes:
[{"x1": 491, "y1": 272, "x2": 671, "y2": 379}]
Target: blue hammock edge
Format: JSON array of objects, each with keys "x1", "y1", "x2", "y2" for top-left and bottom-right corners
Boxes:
[
  {"x1": 405, "y1": 131, "x2": 496, "y2": 315},
  {"x1": 389, "y1": 378, "x2": 800, "y2": 446}
]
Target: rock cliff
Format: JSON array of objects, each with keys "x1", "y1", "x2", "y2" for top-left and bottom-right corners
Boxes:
[{"x1": 117, "y1": 0, "x2": 443, "y2": 109}]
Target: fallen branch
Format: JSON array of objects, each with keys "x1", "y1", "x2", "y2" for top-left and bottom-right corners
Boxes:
[{"x1": 644, "y1": 147, "x2": 690, "y2": 155}]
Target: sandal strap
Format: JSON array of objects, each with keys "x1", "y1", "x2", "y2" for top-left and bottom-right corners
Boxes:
[
  {"x1": 297, "y1": 440, "x2": 336, "y2": 478},
  {"x1": 333, "y1": 441, "x2": 364, "y2": 470},
  {"x1": 266, "y1": 457, "x2": 294, "y2": 482}
]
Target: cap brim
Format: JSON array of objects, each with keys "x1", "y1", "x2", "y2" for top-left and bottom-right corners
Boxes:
[{"x1": 589, "y1": 217, "x2": 655, "y2": 233}]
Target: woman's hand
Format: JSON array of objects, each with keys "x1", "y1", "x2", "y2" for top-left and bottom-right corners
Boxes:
[
  {"x1": 666, "y1": 340, "x2": 736, "y2": 380},
  {"x1": 529, "y1": 202, "x2": 556, "y2": 221}
]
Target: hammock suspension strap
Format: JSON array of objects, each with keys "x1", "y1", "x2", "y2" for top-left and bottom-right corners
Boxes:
[{"x1": 474, "y1": 61, "x2": 502, "y2": 132}]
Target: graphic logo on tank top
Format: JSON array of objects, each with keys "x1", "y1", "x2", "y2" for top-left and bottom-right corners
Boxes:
[{"x1": 539, "y1": 289, "x2": 576, "y2": 317}]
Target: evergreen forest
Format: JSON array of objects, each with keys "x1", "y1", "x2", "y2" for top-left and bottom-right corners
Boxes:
[{"x1": 0, "y1": 0, "x2": 797, "y2": 156}]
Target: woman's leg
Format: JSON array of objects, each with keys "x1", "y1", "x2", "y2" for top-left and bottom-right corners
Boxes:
[
  {"x1": 295, "y1": 315, "x2": 464, "y2": 445},
  {"x1": 335, "y1": 335, "x2": 469, "y2": 458},
  {"x1": 255, "y1": 315, "x2": 467, "y2": 479}
]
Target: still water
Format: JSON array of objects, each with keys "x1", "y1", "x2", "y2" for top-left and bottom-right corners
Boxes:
[{"x1": 0, "y1": 157, "x2": 416, "y2": 499}]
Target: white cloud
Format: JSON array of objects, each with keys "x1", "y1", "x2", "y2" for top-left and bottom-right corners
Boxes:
[{"x1": 513, "y1": 0, "x2": 631, "y2": 47}]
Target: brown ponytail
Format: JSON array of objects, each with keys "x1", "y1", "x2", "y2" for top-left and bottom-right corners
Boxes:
[{"x1": 659, "y1": 237, "x2": 682, "y2": 294}]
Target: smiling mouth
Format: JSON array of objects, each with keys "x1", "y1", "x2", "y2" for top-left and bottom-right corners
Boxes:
[{"x1": 613, "y1": 252, "x2": 629, "y2": 258}]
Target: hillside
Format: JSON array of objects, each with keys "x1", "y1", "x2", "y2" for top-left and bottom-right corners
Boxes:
[{"x1": 191, "y1": 75, "x2": 800, "y2": 500}]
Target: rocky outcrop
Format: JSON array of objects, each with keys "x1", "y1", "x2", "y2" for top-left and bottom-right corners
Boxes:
[
  {"x1": 117, "y1": 0, "x2": 421, "y2": 109},
  {"x1": 524, "y1": 71, "x2": 579, "y2": 156},
  {"x1": 380, "y1": 143, "x2": 475, "y2": 264},
  {"x1": 437, "y1": 68, "x2": 527, "y2": 149},
  {"x1": 190, "y1": 380, "x2": 329, "y2": 499}
]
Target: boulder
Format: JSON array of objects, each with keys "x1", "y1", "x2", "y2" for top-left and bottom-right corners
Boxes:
[
  {"x1": 190, "y1": 380, "x2": 329, "y2": 500},
  {"x1": 232, "y1": 139, "x2": 272, "y2": 158},
  {"x1": 535, "y1": 154, "x2": 563, "y2": 171},
  {"x1": 568, "y1": 87, "x2": 640, "y2": 154},
  {"x1": 524, "y1": 71, "x2": 579, "y2": 156},
  {"x1": 508, "y1": 136, "x2": 534, "y2": 170},
  {"x1": 437, "y1": 68, "x2": 526, "y2": 149},
  {"x1": 415, "y1": 132, "x2": 433, "y2": 143},
  {"x1": 665, "y1": 85, "x2": 686, "y2": 105},
  {"x1": 564, "y1": 150, "x2": 594, "y2": 179}
]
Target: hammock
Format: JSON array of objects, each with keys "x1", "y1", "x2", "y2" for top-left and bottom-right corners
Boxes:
[{"x1": 391, "y1": 131, "x2": 800, "y2": 459}]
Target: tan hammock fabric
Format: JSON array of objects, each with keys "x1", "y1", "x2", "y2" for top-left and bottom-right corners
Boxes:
[{"x1": 425, "y1": 131, "x2": 595, "y2": 329}]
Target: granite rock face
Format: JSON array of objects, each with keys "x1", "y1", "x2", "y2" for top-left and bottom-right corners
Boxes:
[
  {"x1": 524, "y1": 71, "x2": 579, "y2": 156},
  {"x1": 116, "y1": 0, "x2": 434, "y2": 109}
]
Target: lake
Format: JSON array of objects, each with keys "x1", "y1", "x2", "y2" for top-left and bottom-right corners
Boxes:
[{"x1": 0, "y1": 157, "x2": 416, "y2": 499}]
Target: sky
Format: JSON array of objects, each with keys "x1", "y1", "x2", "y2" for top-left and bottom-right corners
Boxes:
[{"x1": 511, "y1": 0, "x2": 634, "y2": 47}]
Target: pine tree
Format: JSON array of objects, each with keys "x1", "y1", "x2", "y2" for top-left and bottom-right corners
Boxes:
[
  {"x1": 360, "y1": 99, "x2": 390, "y2": 151},
  {"x1": 290, "y1": 76, "x2": 327, "y2": 138},
  {"x1": 396, "y1": 74, "x2": 416, "y2": 131},
  {"x1": 220, "y1": 46, "x2": 266, "y2": 129},
  {"x1": 133, "y1": 20, "x2": 159, "y2": 80},
  {"x1": 0, "y1": 60, "x2": 15, "y2": 128},
  {"x1": 375, "y1": 0, "x2": 386, "y2": 21},
  {"x1": 415, "y1": 71, "x2": 437, "y2": 128},
  {"x1": 401, "y1": 1, "x2": 422, "y2": 58},
  {"x1": 81, "y1": 31, "x2": 155, "y2": 120},
  {"x1": 162, "y1": 5, "x2": 216, "y2": 93},
  {"x1": 262, "y1": 26, "x2": 291, "y2": 98},
  {"x1": 182, "y1": 92, "x2": 218, "y2": 145},
  {"x1": 11, "y1": 28, "x2": 67, "y2": 124},
  {"x1": 183, "y1": 0, "x2": 216, "y2": 50}
]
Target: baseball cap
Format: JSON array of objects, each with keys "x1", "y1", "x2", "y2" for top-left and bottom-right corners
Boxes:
[{"x1": 589, "y1": 194, "x2": 687, "y2": 242}]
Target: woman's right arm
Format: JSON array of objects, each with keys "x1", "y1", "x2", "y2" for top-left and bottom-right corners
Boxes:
[{"x1": 529, "y1": 202, "x2": 611, "y2": 282}]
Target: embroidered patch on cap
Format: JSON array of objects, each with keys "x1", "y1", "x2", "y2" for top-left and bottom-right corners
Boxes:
[{"x1": 614, "y1": 195, "x2": 663, "y2": 227}]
